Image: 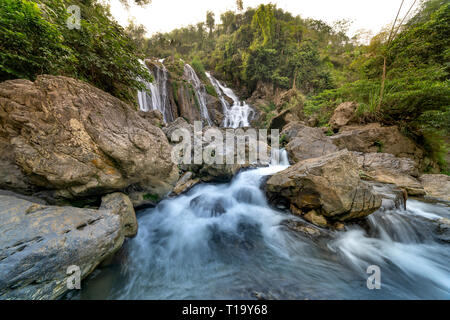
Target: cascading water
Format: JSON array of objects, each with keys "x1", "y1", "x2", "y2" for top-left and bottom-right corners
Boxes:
[
  {"x1": 184, "y1": 64, "x2": 213, "y2": 126},
  {"x1": 137, "y1": 60, "x2": 173, "y2": 123},
  {"x1": 206, "y1": 72, "x2": 254, "y2": 128},
  {"x1": 70, "y1": 149, "x2": 450, "y2": 300}
]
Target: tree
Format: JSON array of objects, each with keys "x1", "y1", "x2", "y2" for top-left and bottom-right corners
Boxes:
[
  {"x1": 0, "y1": 0, "x2": 152, "y2": 103},
  {"x1": 377, "y1": 0, "x2": 418, "y2": 110},
  {"x1": 206, "y1": 11, "x2": 215, "y2": 36},
  {"x1": 251, "y1": 4, "x2": 276, "y2": 46},
  {"x1": 125, "y1": 19, "x2": 147, "y2": 53},
  {"x1": 236, "y1": 0, "x2": 244, "y2": 12}
]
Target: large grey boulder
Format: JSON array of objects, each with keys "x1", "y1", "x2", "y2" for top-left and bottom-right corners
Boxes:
[
  {"x1": 0, "y1": 75, "x2": 179, "y2": 203},
  {"x1": 0, "y1": 194, "x2": 125, "y2": 300},
  {"x1": 100, "y1": 192, "x2": 138, "y2": 238}
]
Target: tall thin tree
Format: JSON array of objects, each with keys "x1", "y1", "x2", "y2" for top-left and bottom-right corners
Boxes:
[{"x1": 377, "y1": 0, "x2": 418, "y2": 111}]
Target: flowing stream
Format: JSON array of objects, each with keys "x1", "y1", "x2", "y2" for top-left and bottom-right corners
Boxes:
[
  {"x1": 206, "y1": 72, "x2": 254, "y2": 128},
  {"x1": 70, "y1": 151, "x2": 450, "y2": 300}
]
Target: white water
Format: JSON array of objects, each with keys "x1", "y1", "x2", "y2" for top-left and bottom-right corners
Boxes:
[
  {"x1": 72, "y1": 149, "x2": 450, "y2": 300},
  {"x1": 206, "y1": 72, "x2": 254, "y2": 128},
  {"x1": 184, "y1": 64, "x2": 213, "y2": 126},
  {"x1": 137, "y1": 61, "x2": 173, "y2": 123}
]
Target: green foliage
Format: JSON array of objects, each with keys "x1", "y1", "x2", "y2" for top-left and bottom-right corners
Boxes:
[
  {"x1": 305, "y1": 0, "x2": 450, "y2": 171},
  {"x1": 0, "y1": 0, "x2": 151, "y2": 103},
  {"x1": 205, "y1": 84, "x2": 218, "y2": 97},
  {"x1": 279, "y1": 133, "x2": 287, "y2": 146},
  {"x1": 145, "y1": 4, "x2": 348, "y2": 96},
  {"x1": 143, "y1": 193, "x2": 159, "y2": 202},
  {"x1": 191, "y1": 57, "x2": 207, "y2": 81},
  {"x1": 0, "y1": 0, "x2": 71, "y2": 81}
]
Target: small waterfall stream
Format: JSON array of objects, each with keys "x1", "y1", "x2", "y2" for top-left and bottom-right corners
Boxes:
[
  {"x1": 137, "y1": 61, "x2": 173, "y2": 123},
  {"x1": 206, "y1": 72, "x2": 254, "y2": 128},
  {"x1": 71, "y1": 149, "x2": 450, "y2": 300},
  {"x1": 184, "y1": 64, "x2": 213, "y2": 126}
]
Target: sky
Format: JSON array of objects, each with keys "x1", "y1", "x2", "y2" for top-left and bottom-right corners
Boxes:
[{"x1": 108, "y1": 0, "x2": 420, "y2": 39}]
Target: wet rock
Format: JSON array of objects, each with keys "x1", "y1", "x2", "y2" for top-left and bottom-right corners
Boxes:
[
  {"x1": 189, "y1": 195, "x2": 229, "y2": 217},
  {"x1": 282, "y1": 220, "x2": 323, "y2": 237},
  {"x1": 172, "y1": 172, "x2": 201, "y2": 196},
  {"x1": 205, "y1": 94, "x2": 225, "y2": 127},
  {"x1": 0, "y1": 194, "x2": 124, "y2": 300},
  {"x1": 303, "y1": 210, "x2": 328, "y2": 228},
  {"x1": 100, "y1": 193, "x2": 138, "y2": 238},
  {"x1": 232, "y1": 187, "x2": 264, "y2": 205},
  {"x1": 266, "y1": 150, "x2": 382, "y2": 222},
  {"x1": 420, "y1": 174, "x2": 450, "y2": 201},
  {"x1": 367, "y1": 182, "x2": 407, "y2": 211}
]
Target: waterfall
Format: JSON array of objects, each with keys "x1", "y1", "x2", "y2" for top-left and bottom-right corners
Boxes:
[
  {"x1": 206, "y1": 72, "x2": 254, "y2": 128},
  {"x1": 137, "y1": 60, "x2": 173, "y2": 123},
  {"x1": 183, "y1": 64, "x2": 213, "y2": 126}
]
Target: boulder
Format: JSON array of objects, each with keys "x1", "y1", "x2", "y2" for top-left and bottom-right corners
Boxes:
[
  {"x1": 0, "y1": 194, "x2": 124, "y2": 300},
  {"x1": 268, "y1": 106, "x2": 303, "y2": 130},
  {"x1": 330, "y1": 123, "x2": 432, "y2": 170},
  {"x1": 282, "y1": 220, "x2": 324, "y2": 238},
  {"x1": 281, "y1": 122, "x2": 339, "y2": 163},
  {"x1": 0, "y1": 76, "x2": 179, "y2": 203},
  {"x1": 171, "y1": 172, "x2": 201, "y2": 196},
  {"x1": 302, "y1": 210, "x2": 328, "y2": 228},
  {"x1": 205, "y1": 94, "x2": 225, "y2": 127},
  {"x1": 419, "y1": 174, "x2": 450, "y2": 201},
  {"x1": 138, "y1": 109, "x2": 165, "y2": 128},
  {"x1": 265, "y1": 150, "x2": 382, "y2": 223},
  {"x1": 355, "y1": 152, "x2": 425, "y2": 196},
  {"x1": 328, "y1": 102, "x2": 358, "y2": 131},
  {"x1": 100, "y1": 193, "x2": 138, "y2": 238},
  {"x1": 163, "y1": 117, "x2": 193, "y2": 143}
]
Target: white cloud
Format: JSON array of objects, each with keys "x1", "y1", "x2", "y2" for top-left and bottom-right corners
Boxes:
[{"x1": 109, "y1": 0, "x2": 419, "y2": 38}]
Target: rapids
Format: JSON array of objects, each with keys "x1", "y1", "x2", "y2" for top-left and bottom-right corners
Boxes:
[{"x1": 69, "y1": 151, "x2": 450, "y2": 300}]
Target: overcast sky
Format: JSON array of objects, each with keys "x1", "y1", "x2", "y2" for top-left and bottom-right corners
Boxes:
[{"x1": 108, "y1": 0, "x2": 420, "y2": 38}]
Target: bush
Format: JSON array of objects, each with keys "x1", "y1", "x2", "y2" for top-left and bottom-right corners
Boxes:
[
  {"x1": 0, "y1": 0, "x2": 152, "y2": 103},
  {"x1": 0, "y1": 0, "x2": 70, "y2": 81}
]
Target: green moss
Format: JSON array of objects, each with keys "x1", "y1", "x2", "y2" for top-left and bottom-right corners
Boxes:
[
  {"x1": 279, "y1": 133, "x2": 288, "y2": 146},
  {"x1": 374, "y1": 141, "x2": 384, "y2": 153},
  {"x1": 143, "y1": 193, "x2": 159, "y2": 202},
  {"x1": 205, "y1": 84, "x2": 218, "y2": 97}
]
